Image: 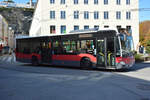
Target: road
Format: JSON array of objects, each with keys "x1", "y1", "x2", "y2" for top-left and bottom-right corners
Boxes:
[{"x1": 0, "y1": 55, "x2": 150, "y2": 100}]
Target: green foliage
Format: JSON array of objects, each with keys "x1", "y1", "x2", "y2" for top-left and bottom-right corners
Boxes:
[
  {"x1": 146, "y1": 40, "x2": 150, "y2": 53},
  {"x1": 7, "y1": 0, "x2": 14, "y2": 3},
  {"x1": 134, "y1": 54, "x2": 144, "y2": 62},
  {"x1": 139, "y1": 21, "x2": 150, "y2": 47},
  {"x1": 0, "y1": 7, "x2": 12, "y2": 12},
  {"x1": 0, "y1": 7, "x2": 34, "y2": 13},
  {"x1": 23, "y1": 8, "x2": 34, "y2": 12}
]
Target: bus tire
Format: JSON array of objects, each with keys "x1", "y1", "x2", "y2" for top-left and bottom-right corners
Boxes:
[
  {"x1": 32, "y1": 56, "x2": 39, "y2": 66},
  {"x1": 80, "y1": 57, "x2": 92, "y2": 69}
]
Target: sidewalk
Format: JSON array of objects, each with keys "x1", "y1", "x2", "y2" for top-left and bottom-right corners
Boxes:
[
  {"x1": 143, "y1": 60, "x2": 150, "y2": 63},
  {"x1": 0, "y1": 53, "x2": 16, "y2": 64}
]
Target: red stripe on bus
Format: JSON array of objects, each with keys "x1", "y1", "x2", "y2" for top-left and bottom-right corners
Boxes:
[
  {"x1": 16, "y1": 52, "x2": 41, "y2": 60},
  {"x1": 31, "y1": 53, "x2": 41, "y2": 60},
  {"x1": 16, "y1": 52, "x2": 96, "y2": 63},
  {"x1": 52, "y1": 54, "x2": 96, "y2": 63},
  {"x1": 116, "y1": 56, "x2": 135, "y2": 64}
]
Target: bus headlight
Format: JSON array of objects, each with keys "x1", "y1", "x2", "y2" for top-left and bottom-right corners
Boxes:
[
  {"x1": 117, "y1": 61, "x2": 125, "y2": 69},
  {"x1": 120, "y1": 61, "x2": 125, "y2": 65}
]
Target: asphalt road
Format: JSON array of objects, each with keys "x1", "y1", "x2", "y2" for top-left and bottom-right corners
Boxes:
[{"x1": 0, "y1": 61, "x2": 150, "y2": 100}]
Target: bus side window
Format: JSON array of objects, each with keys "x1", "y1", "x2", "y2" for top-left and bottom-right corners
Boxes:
[
  {"x1": 80, "y1": 40, "x2": 94, "y2": 54},
  {"x1": 53, "y1": 41, "x2": 63, "y2": 55},
  {"x1": 62, "y1": 40, "x2": 77, "y2": 54}
]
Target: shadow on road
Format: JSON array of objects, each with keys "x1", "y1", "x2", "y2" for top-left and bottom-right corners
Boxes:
[
  {"x1": 1, "y1": 62, "x2": 150, "y2": 100},
  {"x1": 128, "y1": 62, "x2": 150, "y2": 72},
  {"x1": 20, "y1": 63, "x2": 130, "y2": 73},
  {"x1": 19, "y1": 61, "x2": 150, "y2": 73}
]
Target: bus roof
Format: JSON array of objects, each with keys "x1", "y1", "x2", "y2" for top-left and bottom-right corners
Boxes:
[{"x1": 16, "y1": 29, "x2": 117, "y2": 40}]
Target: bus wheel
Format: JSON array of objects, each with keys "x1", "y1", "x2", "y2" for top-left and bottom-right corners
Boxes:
[
  {"x1": 80, "y1": 58, "x2": 92, "y2": 69},
  {"x1": 32, "y1": 56, "x2": 39, "y2": 66}
]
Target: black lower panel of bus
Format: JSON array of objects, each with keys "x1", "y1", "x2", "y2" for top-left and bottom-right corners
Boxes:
[{"x1": 96, "y1": 54, "x2": 116, "y2": 69}]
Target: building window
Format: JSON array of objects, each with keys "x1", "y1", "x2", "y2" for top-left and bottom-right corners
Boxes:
[
  {"x1": 104, "y1": 25, "x2": 109, "y2": 28},
  {"x1": 50, "y1": 25, "x2": 56, "y2": 34},
  {"x1": 94, "y1": 25, "x2": 99, "y2": 30},
  {"x1": 94, "y1": 11, "x2": 99, "y2": 19},
  {"x1": 104, "y1": 0, "x2": 108, "y2": 5},
  {"x1": 50, "y1": 0, "x2": 55, "y2": 4},
  {"x1": 84, "y1": 25, "x2": 89, "y2": 29},
  {"x1": 61, "y1": 25, "x2": 66, "y2": 34},
  {"x1": 74, "y1": 25, "x2": 79, "y2": 30},
  {"x1": 116, "y1": 25, "x2": 121, "y2": 29},
  {"x1": 60, "y1": 0, "x2": 65, "y2": 4},
  {"x1": 116, "y1": 25, "x2": 121, "y2": 32},
  {"x1": 74, "y1": 0, "x2": 78, "y2": 4},
  {"x1": 126, "y1": 26, "x2": 132, "y2": 34},
  {"x1": 116, "y1": 0, "x2": 120, "y2": 5},
  {"x1": 116, "y1": 11, "x2": 121, "y2": 19},
  {"x1": 126, "y1": 0, "x2": 130, "y2": 5},
  {"x1": 126, "y1": 26, "x2": 131, "y2": 30},
  {"x1": 50, "y1": 11, "x2": 55, "y2": 19},
  {"x1": 84, "y1": 11, "x2": 89, "y2": 19},
  {"x1": 74, "y1": 11, "x2": 79, "y2": 19},
  {"x1": 61, "y1": 11, "x2": 66, "y2": 19},
  {"x1": 94, "y1": 0, "x2": 98, "y2": 4},
  {"x1": 104, "y1": 11, "x2": 109, "y2": 19},
  {"x1": 84, "y1": 0, "x2": 88, "y2": 4},
  {"x1": 126, "y1": 11, "x2": 131, "y2": 20}
]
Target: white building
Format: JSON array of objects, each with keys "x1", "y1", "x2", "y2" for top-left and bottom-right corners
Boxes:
[
  {"x1": 30, "y1": 0, "x2": 139, "y2": 49},
  {"x1": 0, "y1": 14, "x2": 9, "y2": 46},
  {"x1": 0, "y1": 15, "x2": 15, "y2": 48}
]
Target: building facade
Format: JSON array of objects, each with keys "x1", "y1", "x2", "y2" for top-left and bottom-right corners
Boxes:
[
  {"x1": 0, "y1": 14, "x2": 9, "y2": 46},
  {"x1": 30, "y1": 0, "x2": 139, "y2": 49},
  {"x1": 0, "y1": 15, "x2": 15, "y2": 48}
]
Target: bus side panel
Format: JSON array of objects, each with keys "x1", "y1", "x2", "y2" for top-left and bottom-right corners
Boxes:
[
  {"x1": 52, "y1": 55, "x2": 80, "y2": 67},
  {"x1": 52, "y1": 54, "x2": 96, "y2": 67},
  {"x1": 78, "y1": 54, "x2": 96, "y2": 63},
  {"x1": 52, "y1": 60, "x2": 80, "y2": 67},
  {"x1": 116, "y1": 56, "x2": 135, "y2": 67},
  {"x1": 16, "y1": 52, "x2": 41, "y2": 63},
  {"x1": 16, "y1": 52, "x2": 32, "y2": 63},
  {"x1": 31, "y1": 53, "x2": 41, "y2": 60}
]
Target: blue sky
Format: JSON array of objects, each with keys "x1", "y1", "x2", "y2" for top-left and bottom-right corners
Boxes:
[
  {"x1": 0, "y1": 0, "x2": 36, "y2": 3},
  {"x1": 139, "y1": 0, "x2": 150, "y2": 21},
  {"x1": 0, "y1": 0, "x2": 150, "y2": 22}
]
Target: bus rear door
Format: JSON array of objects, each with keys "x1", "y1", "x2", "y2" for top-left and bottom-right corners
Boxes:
[{"x1": 97, "y1": 38, "x2": 107, "y2": 68}]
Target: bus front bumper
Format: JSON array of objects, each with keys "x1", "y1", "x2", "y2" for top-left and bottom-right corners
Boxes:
[{"x1": 116, "y1": 61, "x2": 134, "y2": 69}]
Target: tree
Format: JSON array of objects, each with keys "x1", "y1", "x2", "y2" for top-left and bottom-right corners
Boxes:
[
  {"x1": 3, "y1": 0, "x2": 15, "y2": 3},
  {"x1": 146, "y1": 40, "x2": 150, "y2": 53},
  {"x1": 139, "y1": 21, "x2": 150, "y2": 49}
]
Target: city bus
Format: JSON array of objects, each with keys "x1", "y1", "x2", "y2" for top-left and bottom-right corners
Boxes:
[{"x1": 15, "y1": 29, "x2": 135, "y2": 69}]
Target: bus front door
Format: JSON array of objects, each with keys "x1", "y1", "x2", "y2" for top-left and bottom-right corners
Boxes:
[
  {"x1": 97, "y1": 38, "x2": 107, "y2": 68},
  {"x1": 97, "y1": 37, "x2": 116, "y2": 68}
]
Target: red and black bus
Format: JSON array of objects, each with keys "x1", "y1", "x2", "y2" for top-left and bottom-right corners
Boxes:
[{"x1": 16, "y1": 29, "x2": 135, "y2": 69}]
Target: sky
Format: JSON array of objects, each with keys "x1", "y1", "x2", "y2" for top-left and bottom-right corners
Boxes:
[
  {"x1": 139, "y1": 0, "x2": 150, "y2": 21},
  {"x1": 0, "y1": 0, "x2": 149, "y2": 22}
]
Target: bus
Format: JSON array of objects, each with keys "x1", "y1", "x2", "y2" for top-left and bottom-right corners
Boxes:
[{"x1": 15, "y1": 29, "x2": 135, "y2": 69}]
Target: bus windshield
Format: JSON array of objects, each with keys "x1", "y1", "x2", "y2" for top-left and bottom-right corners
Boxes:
[{"x1": 119, "y1": 29, "x2": 134, "y2": 56}]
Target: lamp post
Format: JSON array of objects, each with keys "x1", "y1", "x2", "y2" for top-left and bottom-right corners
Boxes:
[{"x1": 8, "y1": 27, "x2": 14, "y2": 49}]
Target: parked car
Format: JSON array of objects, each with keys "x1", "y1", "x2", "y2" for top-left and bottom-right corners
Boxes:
[{"x1": 1, "y1": 46, "x2": 11, "y2": 54}]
